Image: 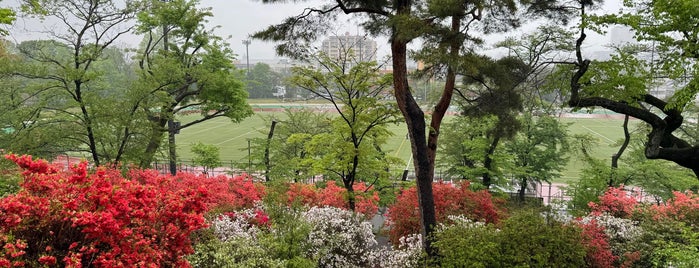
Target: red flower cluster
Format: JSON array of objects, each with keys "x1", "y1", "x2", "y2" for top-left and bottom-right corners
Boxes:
[
  {"x1": 221, "y1": 209, "x2": 270, "y2": 227},
  {"x1": 652, "y1": 191, "x2": 699, "y2": 224},
  {"x1": 588, "y1": 186, "x2": 638, "y2": 218},
  {"x1": 579, "y1": 219, "x2": 617, "y2": 268},
  {"x1": 0, "y1": 155, "x2": 212, "y2": 267},
  {"x1": 286, "y1": 181, "x2": 379, "y2": 217},
  {"x1": 385, "y1": 181, "x2": 506, "y2": 244}
]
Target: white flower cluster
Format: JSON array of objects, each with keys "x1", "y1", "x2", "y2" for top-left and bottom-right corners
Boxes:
[
  {"x1": 369, "y1": 233, "x2": 424, "y2": 268},
  {"x1": 211, "y1": 208, "x2": 263, "y2": 242},
  {"x1": 581, "y1": 213, "x2": 643, "y2": 241},
  {"x1": 303, "y1": 206, "x2": 377, "y2": 267},
  {"x1": 442, "y1": 214, "x2": 487, "y2": 230},
  {"x1": 205, "y1": 205, "x2": 427, "y2": 267}
]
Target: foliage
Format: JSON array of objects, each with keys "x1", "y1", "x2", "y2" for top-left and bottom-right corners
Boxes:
[
  {"x1": 134, "y1": 0, "x2": 252, "y2": 166},
  {"x1": 434, "y1": 212, "x2": 586, "y2": 267},
  {"x1": 6, "y1": 0, "x2": 146, "y2": 165},
  {"x1": 505, "y1": 114, "x2": 570, "y2": 201},
  {"x1": 0, "y1": 1, "x2": 15, "y2": 36},
  {"x1": 498, "y1": 210, "x2": 586, "y2": 267},
  {"x1": 249, "y1": 108, "x2": 332, "y2": 182},
  {"x1": 0, "y1": 154, "x2": 209, "y2": 267},
  {"x1": 187, "y1": 234, "x2": 286, "y2": 268},
  {"x1": 246, "y1": 63, "x2": 282, "y2": 99},
  {"x1": 567, "y1": 129, "x2": 699, "y2": 216},
  {"x1": 567, "y1": 0, "x2": 699, "y2": 177},
  {"x1": 433, "y1": 215, "x2": 501, "y2": 267},
  {"x1": 579, "y1": 187, "x2": 699, "y2": 267},
  {"x1": 285, "y1": 180, "x2": 379, "y2": 218},
  {"x1": 190, "y1": 142, "x2": 221, "y2": 174},
  {"x1": 438, "y1": 114, "x2": 509, "y2": 184},
  {"x1": 385, "y1": 181, "x2": 505, "y2": 244},
  {"x1": 0, "y1": 156, "x2": 20, "y2": 197},
  {"x1": 566, "y1": 157, "x2": 615, "y2": 216},
  {"x1": 290, "y1": 54, "x2": 400, "y2": 211},
  {"x1": 188, "y1": 204, "x2": 313, "y2": 268}
]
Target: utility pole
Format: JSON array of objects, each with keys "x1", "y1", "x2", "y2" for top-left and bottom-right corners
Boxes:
[{"x1": 242, "y1": 39, "x2": 251, "y2": 75}]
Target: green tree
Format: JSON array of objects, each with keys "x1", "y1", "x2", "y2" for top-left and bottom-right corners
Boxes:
[
  {"x1": 505, "y1": 114, "x2": 569, "y2": 202},
  {"x1": 249, "y1": 108, "x2": 332, "y2": 183},
  {"x1": 567, "y1": 0, "x2": 699, "y2": 178},
  {"x1": 246, "y1": 62, "x2": 282, "y2": 99},
  {"x1": 191, "y1": 142, "x2": 220, "y2": 175},
  {"x1": 134, "y1": 0, "x2": 252, "y2": 168},
  {"x1": 438, "y1": 115, "x2": 511, "y2": 186},
  {"x1": 7, "y1": 0, "x2": 143, "y2": 165},
  {"x1": 440, "y1": 27, "x2": 570, "y2": 189},
  {"x1": 289, "y1": 53, "x2": 400, "y2": 211}
]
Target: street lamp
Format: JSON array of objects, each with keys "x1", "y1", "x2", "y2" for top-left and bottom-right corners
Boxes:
[{"x1": 242, "y1": 39, "x2": 251, "y2": 75}]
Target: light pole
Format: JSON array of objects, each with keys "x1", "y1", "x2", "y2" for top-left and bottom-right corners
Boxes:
[{"x1": 242, "y1": 39, "x2": 251, "y2": 75}]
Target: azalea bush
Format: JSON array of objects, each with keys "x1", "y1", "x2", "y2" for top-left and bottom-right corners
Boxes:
[
  {"x1": 302, "y1": 206, "x2": 376, "y2": 267},
  {"x1": 188, "y1": 204, "x2": 299, "y2": 268},
  {"x1": 0, "y1": 154, "x2": 213, "y2": 267},
  {"x1": 285, "y1": 180, "x2": 379, "y2": 217},
  {"x1": 369, "y1": 233, "x2": 424, "y2": 268},
  {"x1": 578, "y1": 186, "x2": 699, "y2": 267},
  {"x1": 385, "y1": 181, "x2": 506, "y2": 244}
]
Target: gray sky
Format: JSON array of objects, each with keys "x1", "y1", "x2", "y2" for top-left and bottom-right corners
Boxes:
[
  {"x1": 200, "y1": 0, "x2": 327, "y2": 60},
  {"x1": 4, "y1": 0, "x2": 624, "y2": 61},
  {"x1": 200, "y1": 0, "x2": 623, "y2": 61}
]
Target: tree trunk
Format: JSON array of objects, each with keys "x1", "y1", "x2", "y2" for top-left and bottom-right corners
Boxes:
[
  {"x1": 610, "y1": 115, "x2": 630, "y2": 186},
  {"x1": 518, "y1": 177, "x2": 528, "y2": 203},
  {"x1": 343, "y1": 175, "x2": 356, "y2": 212},
  {"x1": 391, "y1": 17, "x2": 437, "y2": 257},
  {"x1": 483, "y1": 136, "x2": 501, "y2": 189},
  {"x1": 264, "y1": 120, "x2": 277, "y2": 182},
  {"x1": 139, "y1": 116, "x2": 168, "y2": 168},
  {"x1": 167, "y1": 119, "x2": 177, "y2": 175},
  {"x1": 75, "y1": 81, "x2": 101, "y2": 166}
]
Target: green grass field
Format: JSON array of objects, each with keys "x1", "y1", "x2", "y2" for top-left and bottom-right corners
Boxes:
[{"x1": 174, "y1": 110, "x2": 636, "y2": 183}]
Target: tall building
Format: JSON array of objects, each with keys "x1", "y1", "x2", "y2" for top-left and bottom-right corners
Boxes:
[{"x1": 320, "y1": 32, "x2": 377, "y2": 62}]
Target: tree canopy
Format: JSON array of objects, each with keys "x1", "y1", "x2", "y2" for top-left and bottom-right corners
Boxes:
[{"x1": 568, "y1": 0, "x2": 699, "y2": 178}]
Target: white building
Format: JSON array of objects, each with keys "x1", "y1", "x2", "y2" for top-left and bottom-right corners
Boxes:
[{"x1": 320, "y1": 32, "x2": 377, "y2": 62}]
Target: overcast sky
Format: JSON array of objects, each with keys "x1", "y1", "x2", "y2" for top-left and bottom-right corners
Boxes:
[
  {"x1": 200, "y1": 0, "x2": 624, "y2": 60},
  {"x1": 4, "y1": 0, "x2": 624, "y2": 61}
]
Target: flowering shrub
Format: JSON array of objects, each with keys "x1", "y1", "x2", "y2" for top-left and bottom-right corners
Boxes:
[
  {"x1": 286, "y1": 181, "x2": 379, "y2": 217},
  {"x1": 588, "y1": 186, "x2": 638, "y2": 218},
  {"x1": 128, "y1": 169, "x2": 265, "y2": 213},
  {"x1": 580, "y1": 214, "x2": 642, "y2": 255},
  {"x1": 302, "y1": 206, "x2": 377, "y2": 267},
  {"x1": 385, "y1": 181, "x2": 505, "y2": 244},
  {"x1": 212, "y1": 206, "x2": 270, "y2": 242},
  {"x1": 652, "y1": 191, "x2": 699, "y2": 225},
  {"x1": 579, "y1": 218, "x2": 620, "y2": 268},
  {"x1": 189, "y1": 204, "x2": 314, "y2": 268},
  {"x1": 369, "y1": 234, "x2": 424, "y2": 268},
  {"x1": 0, "y1": 154, "x2": 210, "y2": 267}
]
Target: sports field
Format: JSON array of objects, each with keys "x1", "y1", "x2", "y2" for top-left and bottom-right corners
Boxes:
[{"x1": 175, "y1": 109, "x2": 637, "y2": 183}]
